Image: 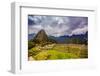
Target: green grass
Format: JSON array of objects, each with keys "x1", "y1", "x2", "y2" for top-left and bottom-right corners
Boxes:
[
  {"x1": 28, "y1": 44, "x2": 88, "y2": 60},
  {"x1": 34, "y1": 50, "x2": 78, "y2": 60}
]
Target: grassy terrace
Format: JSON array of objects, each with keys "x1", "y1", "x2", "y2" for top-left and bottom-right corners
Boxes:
[{"x1": 28, "y1": 44, "x2": 88, "y2": 60}]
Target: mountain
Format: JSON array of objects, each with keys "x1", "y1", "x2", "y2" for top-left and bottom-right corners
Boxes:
[
  {"x1": 33, "y1": 29, "x2": 49, "y2": 43},
  {"x1": 31, "y1": 29, "x2": 56, "y2": 46},
  {"x1": 49, "y1": 36, "x2": 67, "y2": 43},
  {"x1": 28, "y1": 30, "x2": 87, "y2": 49},
  {"x1": 66, "y1": 32, "x2": 88, "y2": 44},
  {"x1": 49, "y1": 32, "x2": 88, "y2": 44},
  {"x1": 28, "y1": 30, "x2": 87, "y2": 45}
]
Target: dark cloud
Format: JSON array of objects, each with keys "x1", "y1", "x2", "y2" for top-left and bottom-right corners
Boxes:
[{"x1": 28, "y1": 15, "x2": 88, "y2": 37}]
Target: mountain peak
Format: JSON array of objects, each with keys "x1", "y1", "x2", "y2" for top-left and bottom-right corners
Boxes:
[
  {"x1": 32, "y1": 29, "x2": 57, "y2": 46},
  {"x1": 38, "y1": 29, "x2": 45, "y2": 33},
  {"x1": 33, "y1": 29, "x2": 48, "y2": 42}
]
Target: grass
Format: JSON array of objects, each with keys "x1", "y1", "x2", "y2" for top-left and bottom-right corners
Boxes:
[
  {"x1": 28, "y1": 44, "x2": 88, "y2": 60},
  {"x1": 34, "y1": 50, "x2": 78, "y2": 60}
]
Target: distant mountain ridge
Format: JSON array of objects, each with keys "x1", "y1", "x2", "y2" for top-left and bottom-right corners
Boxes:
[
  {"x1": 28, "y1": 30, "x2": 88, "y2": 44},
  {"x1": 49, "y1": 32, "x2": 88, "y2": 44}
]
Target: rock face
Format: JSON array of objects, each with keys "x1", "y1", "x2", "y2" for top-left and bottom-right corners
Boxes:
[
  {"x1": 32, "y1": 29, "x2": 56, "y2": 46},
  {"x1": 34, "y1": 29, "x2": 49, "y2": 43}
]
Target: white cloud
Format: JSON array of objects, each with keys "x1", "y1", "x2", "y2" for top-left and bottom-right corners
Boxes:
[
  {"x1": 28, "y1": 15, "x2": 88, "y2": 37},
  {"x1": 71, "y1": 26, "x2": 88, "y2": 35}
]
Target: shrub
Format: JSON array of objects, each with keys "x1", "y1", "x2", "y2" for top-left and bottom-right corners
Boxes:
[{"x1": 28, "y1": 41, "x2": 35, "y2": 49}]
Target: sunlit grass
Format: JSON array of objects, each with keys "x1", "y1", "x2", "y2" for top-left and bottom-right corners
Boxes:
[
  {"x1": 34, "y1": 50, "x2": 78, "y2": 60},
  {"x1": 28, "y1": 44, "x2": 88, "y2": 60}
]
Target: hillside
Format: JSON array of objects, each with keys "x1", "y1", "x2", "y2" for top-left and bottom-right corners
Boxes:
[{"x1": 28, "y1": 29, "x2": 56, "y2": 49}]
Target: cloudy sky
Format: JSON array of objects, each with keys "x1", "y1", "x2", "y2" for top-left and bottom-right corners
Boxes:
[{"x1": 28, "y1": 15, "x2": 88, "y2": 37}]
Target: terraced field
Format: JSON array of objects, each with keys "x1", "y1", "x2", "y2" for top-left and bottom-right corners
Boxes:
[{"x1": 28, "y1": 44, "x2": 88, "y2": 61}]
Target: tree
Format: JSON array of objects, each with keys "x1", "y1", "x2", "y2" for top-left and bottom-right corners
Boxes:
[{"x1": 28, "y1": 41, "x2": 35, "y2": 49}]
